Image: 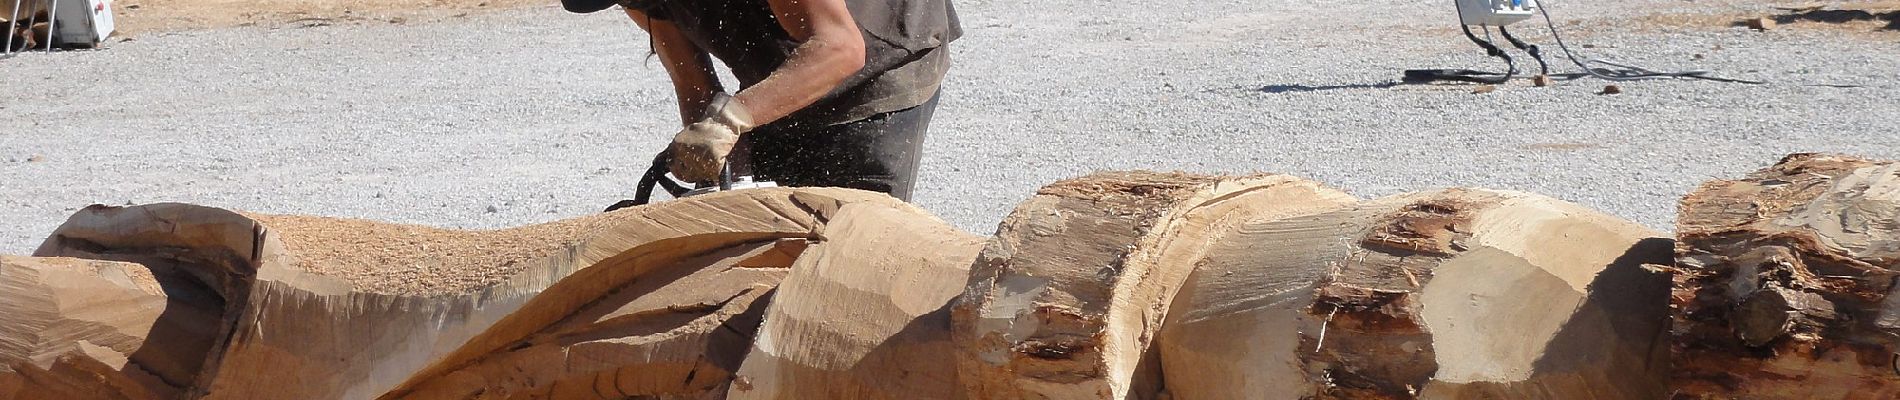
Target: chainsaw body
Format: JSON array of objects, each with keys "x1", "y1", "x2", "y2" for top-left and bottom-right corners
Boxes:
[
  {"x1": 604, "y1": 152, "x2": 776, "y2": 212},
  {"x1": 680, "y1": 175, "x2": 778, "y2": 198}
]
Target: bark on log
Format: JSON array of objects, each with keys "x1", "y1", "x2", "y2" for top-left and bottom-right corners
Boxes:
[
  {"x1": 726, "y1": 202, "x2": 987, "y2": 400},
  {"x1": 951, "y1": 171, "x2": 1357, "y2": 400},
  {"x1": 1157, "y1": 188, "x2": 1674, "y2": 400},
  {"x1": 1670, "y1": 153, "x2": 1900, "y2": 399},
  {"x1": 0, "y1": 256, "x2": 224, "y2": 400},
  {"x1": 26, "y1": 188, "x2": 906, "y2": 399}
]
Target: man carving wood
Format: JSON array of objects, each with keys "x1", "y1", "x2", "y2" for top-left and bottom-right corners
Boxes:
[{"x1": 564, "y1": 0, "x2": 961, "y2": 202}]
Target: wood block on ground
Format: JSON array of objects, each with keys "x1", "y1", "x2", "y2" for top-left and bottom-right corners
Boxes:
[
  {"x1": 1669, "y1": 153, "x2": 1900, "y2": 399},
  {"x1": 1747, "y1": 17, "x2": 1778, "y2": 31}
]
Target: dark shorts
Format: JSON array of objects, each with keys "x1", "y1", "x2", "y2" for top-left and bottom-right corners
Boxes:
[{"x1": 734, "y1": 92, "x2": 941, "y2": 202}]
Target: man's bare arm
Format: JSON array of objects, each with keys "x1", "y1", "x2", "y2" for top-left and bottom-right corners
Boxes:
[
  {"x1": 627, "y1": 9, "x2": 726, "y2": 126},
  {"x1": 731, "y1": 0, "x2": 867, "y2": 126}
]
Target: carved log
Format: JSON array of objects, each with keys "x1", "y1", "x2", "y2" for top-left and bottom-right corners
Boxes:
[
  {"x1": 1158, "y1": 188, "x2": 1674, "y2": 399},
  {"x1": 1670, "y1": 153, "x2": 1900, "y2": 399},
  {"x1": 951, "y1": 171, "x2": 1357, "y2": 399},
  {"x1": 727, "y1": 203, "x2": 987, "y2": 400},
  {"x1": 28, "y1": 188, "x2": 904, "y2": 399},
  {"x1": 0, "y1": 256, "x2": 223, "y2": 400}
]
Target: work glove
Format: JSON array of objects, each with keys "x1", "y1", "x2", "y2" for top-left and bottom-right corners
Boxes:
[{"x1": 667, "y1": 93, "x2": 755, "y2": 184}]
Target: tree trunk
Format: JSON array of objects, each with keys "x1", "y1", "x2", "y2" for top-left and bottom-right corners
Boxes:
[
  {"x1": 22, "y1": 163, "x2": 1861, "y2": 399},
  {"x1": 950, "y1": 171, "x2": 1357, "y2": 400},
  {"x1": 726, "y1": 202, "x2": 987, "y2": 400},
  {"x1": 28, "y1": 188, "x2": 908, "y2": 399},
  {"x1": 1670, "y1": 153, "x2": 1900, "y2": 399},
  {"x1": 1158, "y1": 188, "x2": 1674, "y2": 400}
]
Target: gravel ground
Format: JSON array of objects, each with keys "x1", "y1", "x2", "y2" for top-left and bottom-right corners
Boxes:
[{"x1": 2, "y1": 0, "x2": 1897, "y2": 254}]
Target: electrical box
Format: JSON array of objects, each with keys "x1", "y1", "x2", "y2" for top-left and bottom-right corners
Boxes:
[
  {"x1": 1456, "y1": 0, "x2": 1537, "y2": 26},
  {"x1": 51, "y1": 0, "x2": 112, "y2": 48}
]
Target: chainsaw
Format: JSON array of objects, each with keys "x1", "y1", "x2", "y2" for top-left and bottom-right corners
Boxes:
[{"x1": 603, "y1": 151, "x2": 778, "y2": 212}]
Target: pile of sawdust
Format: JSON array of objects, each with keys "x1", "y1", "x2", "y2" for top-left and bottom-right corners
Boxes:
[{"x1": 244, "y1": 210, "x2": 646, "y2": 297}]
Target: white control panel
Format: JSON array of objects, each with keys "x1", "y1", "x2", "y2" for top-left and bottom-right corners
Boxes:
[{"x1": 1457, "y1": 0, "x2": 1538, "y2": 27}]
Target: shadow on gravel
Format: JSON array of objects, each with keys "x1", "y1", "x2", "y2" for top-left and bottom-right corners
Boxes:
[
  {"x1": 1739, "y1": 9, "x2": 1900, "y2": 30},
  {"x1": 1255, "y1": 82, "x2": 1402, "y2": 93}
]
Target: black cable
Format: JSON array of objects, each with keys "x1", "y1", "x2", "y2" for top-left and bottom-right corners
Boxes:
[
  {"x1": 1535, "y1": 1, "x2": 1764, "y2": 84},
  {"x1": 1457, "y1": 24, "x2": 1517, "y2": 84},
  {"x1": 1497, "y1": 26, "x2": 1549, "y2": 76},
  {"x1": 1424, "y1": 0, "x2": 1517, "y2": 84}
]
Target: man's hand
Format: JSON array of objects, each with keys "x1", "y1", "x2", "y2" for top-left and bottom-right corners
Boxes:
[
  {"x1": 667, "y1": 93, "x2": 756, "y2": 183},
  {"x1": 666, "y1": 122, "x2": 740, "y2": 183}
]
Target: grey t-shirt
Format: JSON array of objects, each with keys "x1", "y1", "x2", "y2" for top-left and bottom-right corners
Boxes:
[{"x1": 624, "y1": 0, "x2": 961, "y2": 126}]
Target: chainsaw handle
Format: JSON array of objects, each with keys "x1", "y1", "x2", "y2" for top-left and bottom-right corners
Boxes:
[
  {"x1": 606, "y1": 150, "x2": 743, "y2": 212},
  {"x1": 646, "y1": 152, "x2": 692, "y2": 198},
  {"x1": 607, "y1": 152, "x2": 692, "y2": 212}
]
